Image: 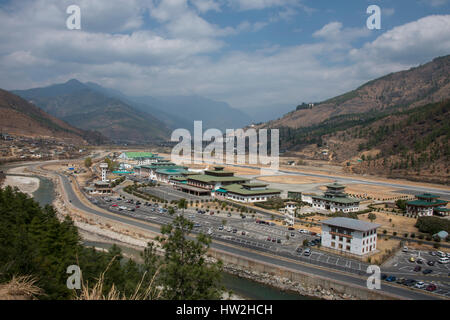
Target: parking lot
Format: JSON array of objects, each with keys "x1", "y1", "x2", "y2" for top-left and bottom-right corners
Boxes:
[
  {"x1": 89, "y1": 192, "x2": 450, "y2": 299},
  {"x1": 140, "y1": 185, "x2": 213, "y2": 202}
]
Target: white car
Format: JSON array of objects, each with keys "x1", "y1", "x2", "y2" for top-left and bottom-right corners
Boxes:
[
  {"x1": 438, "y1": 257, "x2": 449, "y2": 264},
  {"x1": 402, "y1": 246, "x2": 408, "y2": 253},
  {"x1": 414, "y1": 281, "x2": 426, "y2": 289}
]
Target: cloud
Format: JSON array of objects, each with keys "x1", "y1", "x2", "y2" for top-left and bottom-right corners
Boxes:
[
  {"x1": 313, "y1": 22, "x2": 371, "y2": 45},
  {"x1": 190, "y1": 0, "x2": 221, "y2": 13},
  {"x1": 0, "y1": 0, "x2": 449, "y2": 114},
  {"x1": 422, "y1": 0, "x2": 449, "y2": 7},
  {"x1": 350, "y1": 15, "x2": 450, "y2": 65}
]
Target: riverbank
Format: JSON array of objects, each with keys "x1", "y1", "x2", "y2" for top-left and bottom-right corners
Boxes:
[{"x1": 1, "y1": 175, "x2": 40, "y2": 196}]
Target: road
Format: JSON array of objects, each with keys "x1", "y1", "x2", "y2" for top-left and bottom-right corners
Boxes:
[{"x1": 52, "y1": 169, "x2": 446, "y2": 300}]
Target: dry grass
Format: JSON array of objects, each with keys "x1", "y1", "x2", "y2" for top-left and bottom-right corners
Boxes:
[
  {"x1": 359, "y1": 211, "x2": 419, "y2": 235},
  {"x1": 367, "y1": 238, "x2": 401, "y2": 264},
  {"x1": 0, "y1": 275, "x2": 44, "y2": 300},
  {"x1": 76, "y1": 256, "x2": 162, "y2": 300}
]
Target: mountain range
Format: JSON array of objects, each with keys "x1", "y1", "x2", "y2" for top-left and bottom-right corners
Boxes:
[
  {"x1": 262, "y1": 55, "x2": 450, "y2": 131},
  {"x1": 13, "y1": 80, "x2": 258, "y2": 143}
]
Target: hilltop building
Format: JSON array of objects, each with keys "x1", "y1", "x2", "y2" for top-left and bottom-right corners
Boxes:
[
  {"x1": 406, "y1": 194, "x2": 448, "y2": 217},
  {"x1": 312, "y1": 182, "x2": 360, "y2": 213},
  {"x1": 321, "y1": 217, "x2": 380, "y2": 256}
]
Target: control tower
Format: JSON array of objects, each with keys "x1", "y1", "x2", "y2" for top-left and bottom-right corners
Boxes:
[{"x1": 99, "y1": 163, "x2": 108, "y2": 182}]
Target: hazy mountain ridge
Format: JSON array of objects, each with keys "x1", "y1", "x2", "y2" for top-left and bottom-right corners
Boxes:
[
  {"x1": 13, "y1": 80, "x2": 170, "y2": 144},
  {"x1": 0, "y1": 89, "x2": 106, "y2": 144},
  {"x1": 263, "y1": 55, "x2": 450, "y2": 130}
]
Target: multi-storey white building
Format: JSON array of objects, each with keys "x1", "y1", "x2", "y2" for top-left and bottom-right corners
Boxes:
[{"x1": 321, "y1": 217, "x2": 380, "y2": 256}]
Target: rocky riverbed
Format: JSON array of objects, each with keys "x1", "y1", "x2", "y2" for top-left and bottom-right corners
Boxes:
[{"x1": 221, "y1": 265, "x2": 357, "y2": 300}]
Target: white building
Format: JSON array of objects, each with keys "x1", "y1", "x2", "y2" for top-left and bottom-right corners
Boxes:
[
  {"x1": 118, "y1": 152, "x2": 162, "y2": 166},
  {"x1": 301, "y1": 193, "x2": 315, "y2": 205},
  {"x1": 321, "y1": 217, "x2": 380, "y2": 256}
]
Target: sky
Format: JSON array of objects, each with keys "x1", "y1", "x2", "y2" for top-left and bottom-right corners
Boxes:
[{"x1": 0, "y1": 0, "x2": 449, "y2": 112}]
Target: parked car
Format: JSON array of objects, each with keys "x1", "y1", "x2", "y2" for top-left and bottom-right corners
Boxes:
[
  {"x1": 267, "y1": 237, "x2": 271, "y2": 241},
  {"x1": 404, "y1": 279, "x2": 416, "y2": 287},
  {"x1": 422, "y1": 269, "x2": 433, "y2": 275},
  {"x1": 241, "y1": 231, "x2": 246, "y2": 236},
  {"x1": 288, "y1": 227, "x2": 295, "y2": 231},
  {"x1": 437, "y1": 251, "x2": 446, "y2": 258},
  {"x1": 290, "y1": 232, "x2": 295, "y2": 237},
  {"x1": 111, "y1": 204, "x2": 118, "y2": 207},
  {"x1": 413, "y1": 266, "x2": 422, "y2": 272},
  {"x1": 426, "y1": 284, "x2": 437, "y2": 292},
  {"x1": 277, "y1": 239, "x2": 281, "y2": 244},
  {"x1": 218, "y1": 225, "x2": 224, "y2": 231},
  {"x1": 416, "y1": 258, "x2": 423, "y2": 264},
  {"x1": 232, "y1": 229, "x2": 237, "y2": 233},
  {"x1": 194, "y1": 224, "x2": 201, "y2": 228},
  {"x1": 303, "y1": 248, "x2": 311, "y2": 256},
  {"x1": 415, "y1": 281, "x2": 426, "y2": 289},
  {"x1": 409, "y1": 257, "x2": 415, "y2": 263},
  {"x1": 385, "y1": 276, "x2": 396, "y2": 282},
  {"x1": 427, "y1": 260, "x2": 435, "y2": 266},
  {"x1": 396, "y1": 278, "x2": 406, "y2": 285},
  {"x1": 402, "y1": 246, "x2": 408, "y2": 253},
  {"x1": 296, "y1": 247, "x2": 303, "y2": 253},
  {"x1": 430, "y1": 251, "x2": 436, "y2": 256},
  {"x1": 438, "y1": 257, "x2": 449, "y2": 264},
  {"x1": 381, "y1": 274, "x2": 388, "y2": 280}
]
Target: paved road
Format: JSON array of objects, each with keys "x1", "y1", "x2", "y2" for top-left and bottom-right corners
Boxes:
[{"x1": 55, "y1": 171, "x2": 446, "y2": 300}]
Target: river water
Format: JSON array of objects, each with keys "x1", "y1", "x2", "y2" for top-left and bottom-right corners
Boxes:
[{"x1": 2, "y1": 163, "x2": 310, "y2": 300}]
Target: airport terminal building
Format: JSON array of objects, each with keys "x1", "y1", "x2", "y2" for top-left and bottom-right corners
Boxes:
[{"x1": 312, "y1": 182, "x2": 360, "y2": 213}]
